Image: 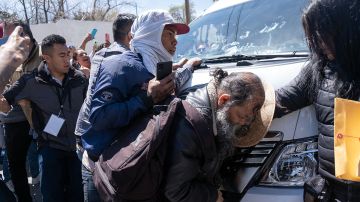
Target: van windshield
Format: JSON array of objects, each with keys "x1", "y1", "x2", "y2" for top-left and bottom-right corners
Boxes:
[{"x1": 175, "y1": 0, "x2": 309, "y2": 61}]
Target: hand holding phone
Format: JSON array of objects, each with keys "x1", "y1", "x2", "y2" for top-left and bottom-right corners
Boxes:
[
  {"x1": 90, "y1": 28, "x2": 97, "y2": 39},
  {"x1": 156, "y1": 61, "x2": 173, "y2": 80}
]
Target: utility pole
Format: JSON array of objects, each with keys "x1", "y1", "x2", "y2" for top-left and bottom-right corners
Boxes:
[{"x1": 185, "y1": 0, "x2": 190, "y2": 24}]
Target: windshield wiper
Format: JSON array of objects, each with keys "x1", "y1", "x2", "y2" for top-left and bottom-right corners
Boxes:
[{"x1": 204, "y1": 52, "x2": 309, "y2": 64}]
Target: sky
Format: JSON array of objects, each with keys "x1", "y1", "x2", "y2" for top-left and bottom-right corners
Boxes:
[{"x1": 114, "y1": 0, "x2": 214, "y2": 17}]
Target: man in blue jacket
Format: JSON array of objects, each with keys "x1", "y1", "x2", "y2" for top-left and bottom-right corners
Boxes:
[
  {"x1": 77, "y1": 11, "x2": 201, "y2": 201},
  {"x1": 75, "y1": 13, "x2": 137, "y2": 202},
  {"x1": 82, "y1": 10, "x2": 201, "y2": 161}
]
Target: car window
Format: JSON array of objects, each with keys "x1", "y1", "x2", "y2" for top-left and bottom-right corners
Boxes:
[
  {"x1": 175, "y1": 6, "x2": 233, "y2": 60},
  {"x1": 175, "y1": 0, "x2": 309, "y2": 60}
]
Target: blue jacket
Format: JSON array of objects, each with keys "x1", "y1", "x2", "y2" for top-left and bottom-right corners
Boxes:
[
  {"x1": 75, "y1": 42, "x2": 129, "y2": 137},
  {"x1": 82, "y1": 51, "x2": 154, "y2": 158}
]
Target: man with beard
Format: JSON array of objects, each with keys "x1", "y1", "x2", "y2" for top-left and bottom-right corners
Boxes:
[{"x1": 162, "y1": 69, "x2": 275, "y2": 202}]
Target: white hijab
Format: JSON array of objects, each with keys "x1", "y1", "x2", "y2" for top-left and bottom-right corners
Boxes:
[{"x1": 130, "y1": 10, "x2": 174, "y2": 75}]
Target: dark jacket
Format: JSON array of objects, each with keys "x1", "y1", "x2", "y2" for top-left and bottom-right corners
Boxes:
[
  {"x1": 3, "y1": 61, "x2": 88, "y2": 151},
  {"x1": 1, "y1": 42, "x2": 42, "y2": 124},
  {"x1": 163, "y1": 85, "x2": 221, "y2": 202},
  {"x1": 275, "y1": 63, "x2": 360, "y2": 199},
  {"x1": 82, "y1": 50, "x2": 194, "y2": 159}
]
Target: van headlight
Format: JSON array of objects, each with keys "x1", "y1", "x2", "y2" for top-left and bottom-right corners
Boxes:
[{"x1": 259, "y1": 139, "x2": 318, "y2": 186}]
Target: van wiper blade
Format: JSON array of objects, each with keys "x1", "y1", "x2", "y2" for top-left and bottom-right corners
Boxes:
[
  {"x1": 204, "y1": 52, "x2": 309, "y2": 64},
  {"x1": 204, "y1": 54, "x2": 257, "y2": 63}
]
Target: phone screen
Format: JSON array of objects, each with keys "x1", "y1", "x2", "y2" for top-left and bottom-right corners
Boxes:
[
  {"x1": 156, "y1": 61, "x2": 173, "y2": 80},
  {"x1": 90, "y1": 28, "x2": 97, "y2": 39}
]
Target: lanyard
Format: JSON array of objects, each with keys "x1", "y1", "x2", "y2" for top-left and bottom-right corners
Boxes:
[{"x1": 55, "y1": 87, "x2": 68, "y2": 117}]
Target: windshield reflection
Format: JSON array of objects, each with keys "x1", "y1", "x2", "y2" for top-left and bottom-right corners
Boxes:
[{"x1": 175, "y1": 0, "x2": 309, "y2": 61}]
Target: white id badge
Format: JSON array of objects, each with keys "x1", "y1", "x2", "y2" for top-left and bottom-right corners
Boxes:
[{"x1": 43, "y1": 114, "x2": 65, "y2": 137}]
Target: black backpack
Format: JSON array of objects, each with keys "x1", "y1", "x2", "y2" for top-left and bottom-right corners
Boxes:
[{"x1": 93, "y1": 98, "x2": 213, "y2": 202}]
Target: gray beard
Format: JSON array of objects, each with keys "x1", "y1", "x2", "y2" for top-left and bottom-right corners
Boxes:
[
  {"x1": 215, "y1": 105, "x2": 250, "y2": 158},
  {"x1": 215, "y1": 106, "x2": 235, "y2": 159}
]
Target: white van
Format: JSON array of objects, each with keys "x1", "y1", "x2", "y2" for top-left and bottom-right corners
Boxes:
[{"x1": 176, "y1": 0, "x2": 318, "y2": 201}]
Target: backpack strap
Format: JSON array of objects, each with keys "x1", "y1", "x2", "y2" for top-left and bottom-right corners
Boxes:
[
  {"x1": 103, "y1": 51, "x2": 122, "y2": 58},
  {"x1": 180, "y1": 100, "x2": 217, "y2": 160}
]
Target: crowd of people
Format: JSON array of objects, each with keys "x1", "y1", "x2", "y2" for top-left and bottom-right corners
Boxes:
[{"x1": 0, "y1": 0, "x2": 359, "y2": 201}]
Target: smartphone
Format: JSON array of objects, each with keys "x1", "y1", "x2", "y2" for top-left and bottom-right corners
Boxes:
[
  {"x1": 90, "y1": 28, "x2": 97, "y2": 39},
  {"x1": 156, "y1": 61, "x2": 173, "y2": 80},
  {"x1": 105, "y1": 33, "x2": 110, "y2": 42}
]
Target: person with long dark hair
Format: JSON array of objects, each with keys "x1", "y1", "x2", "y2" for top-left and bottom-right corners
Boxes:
[{"x1": 275, "y1": 0, "x2": 360, "y2": 201}]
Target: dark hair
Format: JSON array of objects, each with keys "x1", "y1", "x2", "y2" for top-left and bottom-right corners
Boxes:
[
  {"x1": 72, "y1": 49, "x2": 80, "y2": 62},
  {"x1": 5, "y1": 19, "x2": 34, "y2": 42},
  {"x1": 41, "y1": 34, "x2": 66, "y2": 55},
  {"x1": 211, "y1": 68, "x2": 263, "y2": 105},
  {"x1": 302, "y1": 0, "x2": 360, "y2": 99},
  {"x1": 112, "y1": 13, "x2": 136, "y2": 41}
]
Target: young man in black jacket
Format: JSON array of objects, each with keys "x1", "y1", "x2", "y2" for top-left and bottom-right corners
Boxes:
[
  {"x1": 163, "y1": 69, "x2": 275, "y2": 202},
  {"x1": 3, "y1": 34, "x2": 88, "y2": 202}
]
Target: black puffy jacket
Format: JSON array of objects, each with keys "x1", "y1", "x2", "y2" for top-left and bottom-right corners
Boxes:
[
  {"x1": 163, "y1": 85, "x2": 222, "y2": 202},
  {"x1": 275, "y1": 63, "x2": 360, "y2": 201}
]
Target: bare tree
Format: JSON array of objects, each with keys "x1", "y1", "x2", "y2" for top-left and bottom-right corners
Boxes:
[
  {"x1": 18, "y1": 0, "x2": 30, "y2": 24},
  {"x1": 48, "y1": 0, "x2": 80, "y2": 22},
  {"x1": 169, "y1": 1, "x2": 196, "y2": 24},
  {"x1": 6, "y1": 0, "x2": 132, "y2": 24},
  {"x1": 31, "y1": 0, "x2": 40, "y2": 24},
  {"x1": 42, "y1": 0, "x2": 50, "y2": 23},
  {"x1": 0, "y1": 2, "x2": 18, "y2": 20},
  {"x1": 0, "y1": 11, "x2": 18, "y2": 21},
  {"x1": 90, "y1": 0, "x2": 132, "y2": 21}
]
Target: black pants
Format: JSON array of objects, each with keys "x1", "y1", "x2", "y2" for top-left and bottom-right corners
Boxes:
[
  {"x1": 329, "y1": 179, "x2": 360, "y2": 202},
  {"x1": 4, "y1": 121, "x2": 32, "y2": 202},
  {"x1": 0, "y1": 180, "x2": 16, "y2": 202},
  {"x1": 39, "y1": 146, "x2": 84, "y2": 202}
]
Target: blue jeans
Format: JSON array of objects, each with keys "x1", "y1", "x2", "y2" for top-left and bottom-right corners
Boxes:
[
  {"x1": 39, "y1": 146, "x2": 83, "y2": 202},
  {"x1": 82, "y1": 166, "x2": 101, "y2": 202},
  {"x1": 27, "y1": 141, "x2": 39, "y2": 178}
]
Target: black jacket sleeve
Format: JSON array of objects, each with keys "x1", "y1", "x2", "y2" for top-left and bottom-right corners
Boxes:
[
  {"x1": 3, "y1": 74, "x2": 31, "y2": 105},
  {"x1": 275, "y1": 65, "x2": 313, "y2": 118},
  {"x1": 163, "y1": 116, "x2": 218, "y2": 202}
]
